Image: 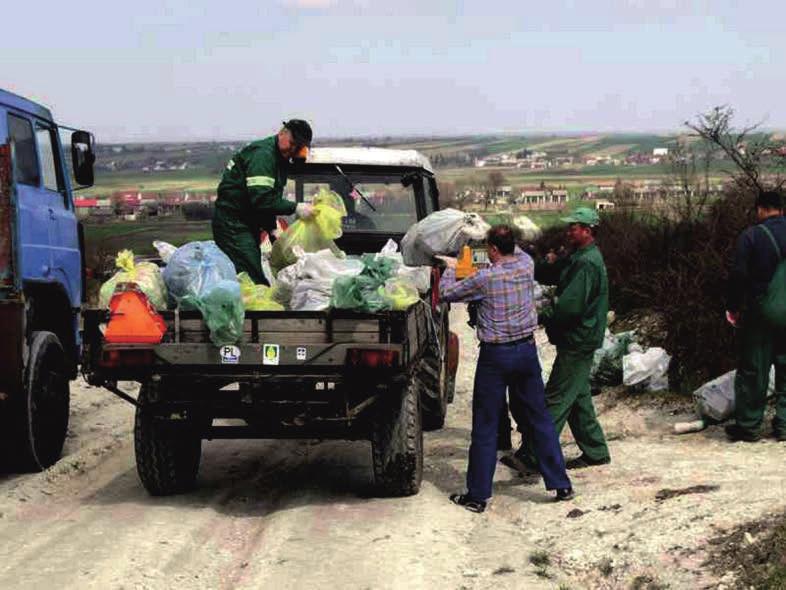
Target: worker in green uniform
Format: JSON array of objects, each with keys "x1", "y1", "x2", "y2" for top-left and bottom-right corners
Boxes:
[
  {"x1": 725, "y1": 191, "x2": 786, "y2": 442},
  {"x1": 212, "y1": 120, "x2": 314, "y2": 285},
  {"x1": 511, "y1": 207, "x2": 611, "y2": 471}
]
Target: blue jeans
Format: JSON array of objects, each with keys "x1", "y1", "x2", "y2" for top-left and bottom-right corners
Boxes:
[{"x1": 467, "y1": 340, "x2": 571, "y2": 501}]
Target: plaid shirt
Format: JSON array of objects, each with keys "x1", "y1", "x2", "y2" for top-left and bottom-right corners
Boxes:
[{"x1": 440, "y1": 250, "x2": 538, "y2": 343}]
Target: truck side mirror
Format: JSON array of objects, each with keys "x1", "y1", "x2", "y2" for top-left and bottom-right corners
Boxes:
[{"x1": 71, "y1": 130, "x2": 95, "y2": 187}]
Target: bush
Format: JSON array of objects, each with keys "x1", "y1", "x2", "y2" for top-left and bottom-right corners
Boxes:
[{"x1": 535, "y1": 194, "x2": 753, "y2": 391}]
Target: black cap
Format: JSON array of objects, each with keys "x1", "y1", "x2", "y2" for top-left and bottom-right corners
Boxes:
[
  {"x1": 283, "y1": 119, "x2": 313, "y2": 147},
  {"x1": 756, "y1": 190, "x2": 784, "y2": 210}
]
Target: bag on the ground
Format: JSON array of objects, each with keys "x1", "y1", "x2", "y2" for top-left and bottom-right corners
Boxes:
[
  {"x1": 758, "y1": 225, "x2": 786, "y2": 327},
  {"x1": 99, "y1": 250, "x2": 168, "y2": 310},
  {"x1": 401, "y1": 209, "x2": 490, "y2": 266},
  {"x1": 694, "y1": 367, "x2": 776, "y2": 422},
  {"x1": 269, "y1": 189, "x2": 347, "y2": 274},
  {"x1": 591, "y1": 330, "x2": 635, "y2": 387},
  {"x1": 622, "y1": 346, "x2": 671, "y2": 392}
]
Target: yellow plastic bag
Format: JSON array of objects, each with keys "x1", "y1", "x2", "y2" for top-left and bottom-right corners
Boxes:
[
  {"x1": 237, "y1": 272, "x2": 285, "y2": 311},
  {"x1": 269, "y1": 189, "x2": 347, "y2": 274},
  {"x1": 381, "y1": 278, "x2": 420, "y2": 311},
  {"x1": 99, "y1": 250, "x2": 168, "y2": 309}
]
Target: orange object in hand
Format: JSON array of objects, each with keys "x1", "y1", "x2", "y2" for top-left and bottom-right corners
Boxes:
[
  {"x1": 455, "y1": 245, "x2": 477, "y2": 279},
  {"x1": 105, "y1": 284, "x2": 167, "y2": 345}
]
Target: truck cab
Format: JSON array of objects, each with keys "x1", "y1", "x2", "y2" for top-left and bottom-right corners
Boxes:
[{"x1": 0, "y1": 88, "x2": 95, "y2": 471}]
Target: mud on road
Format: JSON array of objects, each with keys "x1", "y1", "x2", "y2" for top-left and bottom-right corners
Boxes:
[{"x1": 1, "y1": 304, "x2": 785, "y2": 589}]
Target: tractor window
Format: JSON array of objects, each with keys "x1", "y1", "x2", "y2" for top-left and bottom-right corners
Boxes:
[
  {"x1": 8, "y1": 114, "x2": 39, "y2": 186},
  {"x1": 35, "y1": 124, "x2": 64, "y2": 195}
]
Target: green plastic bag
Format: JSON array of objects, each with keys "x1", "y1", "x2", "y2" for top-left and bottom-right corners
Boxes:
[
  {"x1": 237, "y1": 272, "x2": 285, "y2": 311},
  {"x1": 269, "y1": 189, "x2": 347, "y2": 274},
  {"x1": 331, "y1": 254, "x2": 399, "y2": 312},
  {"x1": 591, "y1": 331, "x2": 635, "y2": 387},
  {"x1": 195, "y1": 279, "x2": 245, "y2": 346},
  {"x1": 99, "y1": 249, "x2": 168, "y2": 309}
]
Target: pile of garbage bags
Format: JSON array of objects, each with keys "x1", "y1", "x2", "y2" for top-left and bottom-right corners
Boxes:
[{"x1": 590, "y1": 329, "x2": 671, "y2": 392}]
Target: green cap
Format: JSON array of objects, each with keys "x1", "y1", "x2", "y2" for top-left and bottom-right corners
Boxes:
[{"x1": 561, "y1": 206, "x2": 600, "y2": 227}]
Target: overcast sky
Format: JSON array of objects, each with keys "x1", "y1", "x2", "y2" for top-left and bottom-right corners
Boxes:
[{"x1": 2, "y1": 0, "x2": 783, "y2": 142}]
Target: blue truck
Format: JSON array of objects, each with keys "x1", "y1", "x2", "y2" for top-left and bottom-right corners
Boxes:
[{"x1": 0, "y1": 89, "x2": 95, "y2": 471}]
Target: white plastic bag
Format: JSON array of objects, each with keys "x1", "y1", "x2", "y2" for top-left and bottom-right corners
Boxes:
[
  {"x1": 622, "y1": 347, "x2": 671, "y2": 391},
  {"x1": 153, "y1": 240, "x2": 177, "y2": 264},
  {"x1": 401, "y1": 209, "x2": 490, "y2": 266},
  {"x1": 291, "y1": 278, "x2": 334, "y2": 311},
  {"x1": 512, "y1": 215, "x2": 542, "y2": 241},
  {"x1": 693, "y1": 368, "x2": 775, "y2": 422},
  {"x1": 374, "y1": 239, "x2": 430, "y2": 293}
]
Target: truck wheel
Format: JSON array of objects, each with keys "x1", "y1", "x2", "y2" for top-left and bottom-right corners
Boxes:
[
  {"x1": 4, "y1": 331, "x2": 70, "y2": 471},
  {"x1": 371, "y1": 381, "x2": 423, "y2": 497},
  {"x1": 134, "y1": 382, "x2": 201, "y2": 496},
  {"x1": 419, "y1": 351, "x2": 448, "y2": 431}
]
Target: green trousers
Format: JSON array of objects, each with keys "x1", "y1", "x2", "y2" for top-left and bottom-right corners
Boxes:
[
  {"x1": 523, "y1": 349, "x2": 610, "y2": 464},
  {"x1": 212, "y1": 217, "x2": 268, "y2": 285},
  {"x1": 733, "y1": 305, "x2": 786, "y2": 435}
]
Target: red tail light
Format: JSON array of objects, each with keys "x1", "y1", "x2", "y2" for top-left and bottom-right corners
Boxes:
[
  {"x1": 99, "y1": 348, "x2": 155, "y2": 368},
  {"x1": 346, "y1": 348, "x2": 399, "y2": 369}
]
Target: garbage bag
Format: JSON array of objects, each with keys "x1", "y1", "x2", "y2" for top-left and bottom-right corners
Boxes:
[
  {"x1": 238, "y1": 272, "x2": 285, "y2": 311},
  {"x1": 196, "y1": 279, "x2": 245, "y2": 346},
  {"x1": 381, "y1": 278, "x2": 419, "y2": 310},
  {"x1": 693, "y1": 368, "x2": 775, "y2": 422},
  {"x1": 591, "y1": 330, "x2": 636, "y2": 387},
  {"x1": 269, "y1": 189, "x2": 347, "y2": 274},
  {"x1": 291, "y1": 278, "x2": 334, "y2": 311},
  {"x1": 331, "y1": 254, "x2": 398, "y2": 312},
  {"x1": 622, "y1": 346, "x2": 671, "y2": 392},
  {"x1": 163, "y1": 241, "x2": 237, "y2": 309},
  {"x1": 163, "y1": 241, "x2": 243, "y2": 344},
  {"x1": 153, "y1": 240, "x2": 177, "y2": 264},
  {"x1": 375, "y1": 239, "x2": 431, "y2": 294},
  {"x1": 512, "y1": 215, "x2": 542, "y2": 241},
  {"x1": 99, "y1": 250, "x2": 167, "y2": 310},
  {"x1": 401, "y1": 208, "x2": 490, "y2": 266}
]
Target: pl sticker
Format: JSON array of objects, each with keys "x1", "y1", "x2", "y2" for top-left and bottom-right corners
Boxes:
[
  {"x1": 220, "y1": 345, "x2": 241, "y2": 365},
  {"x1": 263, "y1": 344, "x2": 280, "y2": 366},
  {"x1": 296, "y1": 347, "x2": 307, "y2": 361}
]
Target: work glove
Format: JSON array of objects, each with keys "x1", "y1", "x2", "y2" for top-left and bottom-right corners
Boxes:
[{"x1": 295, "y1": 203, "x2": 315, "y2": 220}]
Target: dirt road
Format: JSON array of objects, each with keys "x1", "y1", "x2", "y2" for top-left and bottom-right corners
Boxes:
[{"x1": 1, "y1": 305, "x2": 785, "y2": 589}]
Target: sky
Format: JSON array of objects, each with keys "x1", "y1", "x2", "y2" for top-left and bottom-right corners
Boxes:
[{"x1": 2, "y1": 0, "x2": 784, "y2": 142}]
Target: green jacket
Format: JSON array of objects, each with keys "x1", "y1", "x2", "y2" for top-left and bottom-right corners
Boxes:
[
  {"x1": 214, "y1": 135, "x2": 296, "y2": 233},
  {"x1": 536, "y1": 243, "x2": 609, "y2": 353}
]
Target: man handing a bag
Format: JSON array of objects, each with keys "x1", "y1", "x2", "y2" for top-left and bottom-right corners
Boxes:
[{"x1": 212, "y1": 120, "x2": 314, "y2": 285}]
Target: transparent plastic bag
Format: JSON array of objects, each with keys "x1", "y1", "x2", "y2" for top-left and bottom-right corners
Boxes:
[
  {"x1": 291, "y1": 278, "x2": 334, "y2": 311},
  {"x1": 153, "y1": 240, "x2": 177, "y2": 264},
  {"x1": 693, "y1": 367, "x2": 775, "y2": 422},
  {"x1": 238, "y1": 272, "x2": 285, "y2": 311},
  {"x1": 382, "y1": 278, "x2": 419, "y2": 310},
  {"x1": 99, "y1": 250, "x2": 167, "y2": 310},
  {"x1": 163, "y1": 241, "x2": 243, "y2": 344},
  {"x1": 401, "y1": 208, "x2": 490, "y2": 266},
  {"x1": 163, "y1": 241, "x2": 237, "y2": 309},
  {"x1": 269, "y1": 189, "x2": 347, "y2": 273},
  {"x1": 331, "y1": 254, "x2": 398, "y2": 312},
  {"x1": 622, "y1": 347, "x2": 671, "y2": 392},
  {"x1": 591, "y1": 330, "x2": 636, "y2": 387}
]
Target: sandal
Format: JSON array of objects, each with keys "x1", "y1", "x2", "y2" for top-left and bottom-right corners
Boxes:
[{"x1": 449, "y1": 493, "x2": 486, "y2": 513}]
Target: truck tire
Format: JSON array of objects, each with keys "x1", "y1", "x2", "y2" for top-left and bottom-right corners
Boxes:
[
  {"x1": 371, "y1": 381, "x2": 423, "y2": 497},
  {"x1": 134, "y1": 382, "x2": 201, "y2": 496},
  {"x1": 4, "y1": 331, "x2": 70, "y2": 471},
  {"x1": 419, "y1": 350, "x2": 448, "y2": 431}
]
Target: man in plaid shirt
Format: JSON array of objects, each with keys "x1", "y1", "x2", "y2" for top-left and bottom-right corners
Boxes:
[{"x1": 439, "y1": 225, "x2": 573, "y2": 513}]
